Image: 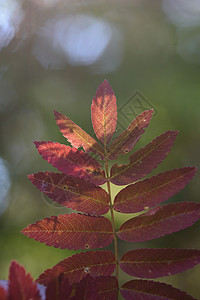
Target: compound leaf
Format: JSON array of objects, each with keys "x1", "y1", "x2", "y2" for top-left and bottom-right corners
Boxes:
[
  {"x1": 22, "y1": 213, "x2": 113, "y2": 250},
  {"x1": 110, "y1": 131, "x2": 178, "y2": 185},
  {"x1": 37, "y1": 250, "x2": 115, "y2": 286},
  {"x1": 54, "y1": 110, "x2": 104, "y2": 158},
  {"x1": 0, "y1": 287, "x2": 7, "y2": 300},
  {"x1": 95, "y1": 276, "x2": 118, "y2": 300},
  {"x1": 28, "y1": 172, "x2": 109, "y2": 215},
  {"x1": 72, "y1": 275, "x2": 98, "y2": 300},
  {"x1": 117, "y1": 202, "x2": 200, "y2": 242},
  {"x1": 91, "y1": 79, "x2": 117, "y2": 146},
  {"x1": 108, "y1": 109, "x2": 153, "y2": 159},
  {"x1": 8, "y1": 261, "x2": 41, "y2": 300},
  {"x1": 114, "y1": 167, "x2": 197, "y2": 213},
  {"x1": 120, "y1": 248, "x2": 200, "y2": 278},
  {"x1": 34, "y1": 141, "x2": 106, "y2": 186},
  {"x1": 120, "y1": 279, "x2": 196, "y2": 300}
]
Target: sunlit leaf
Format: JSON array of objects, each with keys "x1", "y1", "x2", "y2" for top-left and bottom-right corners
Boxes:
[
  {"x1": 28, "y1": 172, "x2": 109, "y2": 215},
  {"x1": 108, "y1": 109, "x2": 153, "y2": 159},
  {"x1": 8, "y1": 261, "x2": 41, "y2": 300},
  {"x1": 34, "y1": 141, "x2": 106, "y2": 185},
  {"x1": 110, "y1": 130, "x2": 178, "y2": 185},
  {"x1": 120, "y1": 248, "x2": 200, "y2": 278},
  {"x1": 22, "y1": 213, "x2": 113, "y2": 250},
  {"x1": 91, "y1": 79, "x2": 117, "y2": 146},
  {"x1": 114, "y1": 167, "x2": 197, "y2": 213},
  {"x1": 45, "y1": 274, "x2": 72, "y2": 300},
  {"x1": 120, "y1": 279, "x2": 196, "y2": 300},
  {"x1": 54, "y1": 110, "x2": 104, "y2": 158},
  {"x1": 37, "y1": 250, "x2": 115, "y2": 286},
  {"x1": 72, "y1": 275, "x2": 98, "y2": 300},
  {"x1": 118, "y1": 202, "x2": 200, "y2": 242},
  {"x1": 95, "y1": 276, "x2": 118, "y2": 300}
]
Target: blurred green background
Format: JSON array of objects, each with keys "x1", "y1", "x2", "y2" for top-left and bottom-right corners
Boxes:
[{"x1": 0, "y1": 0, "x2": 200, "y2": 298}]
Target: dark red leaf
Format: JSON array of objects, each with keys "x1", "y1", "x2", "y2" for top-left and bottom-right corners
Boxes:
[
  {"x1": 91, "y1": 79, "x2": 117, "y2": 145},
  {"x1": 37, "y1": 250, "x2": 115, "y2": 286},
  {"x1": 120, "y1": 248, "x2": 200, "y2": 278},
  {"x1": 54, "y1": 110, "x2": 104, "y2": 158},
  {"x1": 108, "y1": 109, "x2": 153, "y2": 159},
  {"x1": 0, "y1": 287, "x2": 7, "y2": 300},
  {"x1": 117, "y1": 202, "x2": 200, "y2": 242},
  {"x1": 72, "y1": 275, "x2": 98, "y2": 300},
  {"x1": 28, "y1": 172, "x2": 109, "y2": 215},
  {"x1": 22, "y1": 213, "x2": 113, "y2": 250},
  {"x1": 34, "y1": 141, "x2": 106, "y2": 185},
  {"x1": 120, "y1": 279, "x2": 196, "y2": 300},
  {"x1": 110, "y1": 131, "x2": 178, "y2": 185},
  {"x1": 95, "y1": 276, "x2": 118, "y2": 300},
  {"x1": 45, "y1": 274, "x2": 72, "y2": 300},
  {"x1": 114, "y1": 167, "x2": 197, "y2": 213},
  {"x1": 8, "y1": 261, "x2": 41, "y2": 300}
]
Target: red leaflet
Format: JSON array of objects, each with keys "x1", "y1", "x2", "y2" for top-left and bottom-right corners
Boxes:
[
  {"x1": 22, "y1": 213, "x2": 113, "y2": 250},
  {"x1": 45, "y1": 275, "x2": 72, "y2": 300},
  {"x1": 120, "y1": 279, "x2": 196, "y2": 300},
  {"x1": 8, "y1": 261, "x2": 41, "y2": 300},
  {"x1": 110, "y1": 131, "x2": 178, "y2": 185},
  {"x1": 120, "y1": 248, "x2": 200, "y2": 279},
  {"x1": 37, "y1": 250, "x2": 115, "y2": 286},
  {"x1": 54, "y1": 110, "x2": 104, "y2": 158},
  {"x1": 91, "y1": 79, "x2": 117, "y2": 146},
  {"x1": 28, "y1": 172, "x2": 109, "y2": 215},
  {"x1": 72, "y1": 275, "x2": 98, "y2": 300},
  {"x1": 95, "y1": 276, "x2": 118, "y2": 300},
  {"x1": 118, "y1": 202, "x2": 200, "y2": 242},
  {"x1": 108, "y1": 110, "x2": 153, "y2": 159},
  {"x1": 34, "y1": 141, "x2": 106, "y2": 185},
  {"x1": 114, "y1": 167, "x2": 197, "y2": 213},
  {"x1": 0, "y1": 287, "x2": 7, "y2": 300}
]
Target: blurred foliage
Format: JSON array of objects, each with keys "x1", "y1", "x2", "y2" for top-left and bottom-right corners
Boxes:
[{"x1": 0, "y1": 0, "x2": 200, "y2": 298}]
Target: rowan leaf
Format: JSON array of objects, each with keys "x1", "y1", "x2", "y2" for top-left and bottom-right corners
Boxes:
[
  {"x1": 91, "y1": 79, "x2": 117, "y2": 146},
  {"x1": 8, "y1": 261, "x2": 41, "y2": 300},
  {"x1": 108, "y1": 109, "x2": 153, "y2": 159},
  {"x1": 120, "y1": 248, "x2": 200, "y2": 279},
  {"x1": 110, "y1": 130, "x2": 178, "y2": 185},
  {"x1": 28, "y1": 172, "x2": 109, "y2": 215},
  {"x1": 22, "y1": 213, "x2": 113, "y2": 250},
  {"x1": 114, "y1": 167, "x2": 197, "y2": 213},
  {"x1": 72, "y1": 275, "x2": 98, "y2": 300},
  {"x1": 117, "y1": 202, "x2": 200, "y2": 242},
  {"x1": 54, "y1": 110, "x2": 104, "y2": 158},
  {"x1": 37, "y1": 250, "x2": 115, "y2": 286},
  {"x1": 34, "y1": 141, "x2": 106, "y2": 185},
  {"x1": 45, "y1": 274, "x2": 72, "y2": 300},
  {"x1": 95, "y1": 276, "x2": 118, "y2": 300},
  {"x1": 120, "y1": 279, "x2": 196, "y2": 300}
]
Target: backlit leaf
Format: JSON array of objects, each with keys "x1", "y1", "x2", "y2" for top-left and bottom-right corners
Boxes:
[
  {"x1": 117, "y1": 202, "x2": 200, "y2": 242},
  {"x1": 108, "y1": 109, "x2": 153, "y2": 159},
  {"x1": 110, "y1": 131, "x2": 178, "y2": 185},
  {"x1": 91, "y1": 79, "x2": 117, "y2": 145},
  {"x1": 34, "y1": 141, "x2": 106, "y2": 185},
  {"x1": 114, "y1": 167, "x2": 197, "y2": 213},
  {"x1": 95, "y1": 276, "x2": 118, "y2": 300},
  {"x1": 45, "y1": 275, "x2": 72, "y2": 300},
  {"x1": 8, "y1": 261, "x2": 41, "y2": 300},
  {"x1": 0, "y1": 287, "x2": 7, "y2": 300},
  {"x1": 28, "y1": 172, "x2": 109, "y2": 215},
  {"x1": 54, "y1": 110, "x2": 104, "y2": 158},
  {"x1": 37, "y1": 250, "x2": 115, "y2": 286},
  {"x1": 72, "y1": 275, "x2": 98, "y2": 300},
  {"x1": 22, "y1": 213, "x2": 113, "y2": 250},
  {"x1": 120, "y1": 279, "x2": 196, "y2": 300},
  {"x1": 120, "y1": 248, "x2": 200, "y2": 278}
]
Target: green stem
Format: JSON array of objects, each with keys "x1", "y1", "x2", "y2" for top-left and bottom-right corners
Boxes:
[{"x1": 104, "y1": 151, "x2": 119, "y2": 281}]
